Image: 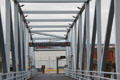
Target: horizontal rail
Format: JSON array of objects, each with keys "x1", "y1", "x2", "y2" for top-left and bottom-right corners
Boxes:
[
  {"x1": 0, "y1": 69, "x2": 37, "y2": 80},
  {"x1": 67, "y1": 69, "x2": 118, "y2": 80}
]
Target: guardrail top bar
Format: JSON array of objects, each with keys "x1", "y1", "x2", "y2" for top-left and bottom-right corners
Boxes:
[{"x1": 17, "y1": 0, "x2": 87, "y2": 3}]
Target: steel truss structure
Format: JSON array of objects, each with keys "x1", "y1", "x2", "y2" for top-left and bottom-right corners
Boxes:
[{"x1": 0, "y1": 0, "x2": 120, "y2": 80}]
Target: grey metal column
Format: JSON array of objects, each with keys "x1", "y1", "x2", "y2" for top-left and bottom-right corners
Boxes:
[
  {"x1": 76, "y1": 20, "x2": 80, "y2": 70},
  {"x1": 71, "y1": 27, "x2": 75, "y2": 76},
  {"x1": 10, "y1": 1, "x2": 17, "y2": 73},
  {"x1": 22, "y1": 22, "x2": 26, "y2": 71},
  {"x1": 25, "y1": 27, "x2": 29, "y2": 71},
  {"x1": 85, "y1": 1, "x2": 90, "y2": 71},
  {"x1": 66, "y1": 32, "x2": 71, "y2": 75},
  {"x1": 81, "y1": 15, "x2": 86, "y2": 71},
  {"x1": 96, "y1": 0, "x2": 102, "y2": 73},
  {"x1": 78, "y1": 13, "x2": 83, "y2": 71},
  {"x1": 89, "y1": 7, "x2": 96, "y2": 71},
  {"x1": 12, "y1": 1, "x2": 19, "y2": 71},
  {"x1": 4, "y1": 0, "x2": 11, "y2": 72},
  {"x1": 114, "y1": 0, "x2": 120, "y2": 79},
  {"x1": 101, "y1": 0, "x2": 114, "y2": 71},
  {"x1": 0, "y1": 4, "x2": 8, "y2": 74},
  {"x1": 18, "y1": 14, "x2": 24, "y2": 71},
  {"x1": 69, "y1": 29, "x2": 73, "y2": 72},
  {"x1": 73, "y1": 23, "x2": 77, "y2": 74}
]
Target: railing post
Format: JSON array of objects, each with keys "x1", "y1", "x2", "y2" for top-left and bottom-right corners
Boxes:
[{"x1": 110, "y1": 74, "x2": 114, "y2": 80}]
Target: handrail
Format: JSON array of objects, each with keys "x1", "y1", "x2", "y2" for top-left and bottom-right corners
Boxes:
[
  {"x1": 66, "y1": 69, "x2": 117, "y2": 80},
  {"x1": 0, "y1": 69, "x2": 37, "y2": 80}
]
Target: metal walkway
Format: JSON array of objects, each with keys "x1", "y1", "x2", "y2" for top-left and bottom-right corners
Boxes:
[
  {"x1": 0, "y1": 0, "x2": 120, "y2": 80},
  {"x1": 30, "y1": 73, "x2": 74, "y2": 80}
]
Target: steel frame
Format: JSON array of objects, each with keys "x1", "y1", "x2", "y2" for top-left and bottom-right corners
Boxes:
[{"x1": 1, "y1": 0, "x2": 120, "y2": 80}]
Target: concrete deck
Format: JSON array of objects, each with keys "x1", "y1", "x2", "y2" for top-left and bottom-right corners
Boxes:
[{"x1": 30, "y1": 73, "x2": 75, "y2": 80}]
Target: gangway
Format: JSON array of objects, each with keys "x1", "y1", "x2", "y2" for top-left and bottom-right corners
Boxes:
[{"x1": 0, "y1": 0, "x2": 120, "y2": 80}]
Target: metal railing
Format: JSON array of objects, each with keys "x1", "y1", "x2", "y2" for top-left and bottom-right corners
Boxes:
[
  {"x1": 0, "y1": 69, "x2": 37, "y2": 80},
  {"x1": 66, "y1": 69, "x2": 118, "y2": 80}
]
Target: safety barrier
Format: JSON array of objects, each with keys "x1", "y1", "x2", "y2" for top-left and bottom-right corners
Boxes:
[
  {"x1": 0, "y1": 69, "x2": 37, "y2": 80},
  {"x1": 67, "y1": 69, "x2": 118, "y2": 80}
]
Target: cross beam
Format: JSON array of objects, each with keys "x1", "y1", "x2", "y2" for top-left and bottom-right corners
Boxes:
[
  {"x1": 27, "y1": 19, "x2": 74, "y2": 22},
  {"x1": 23, "y1": 10, "x2": 79, "y2": 14},
  {"x1": 32, "y1": 32, "x2": 65, "y2": 39},
  {"x1": 33, "y1": 38, "x2": 65, "y2": 40},
  {"x1": 17, "y1": 0, "x2": 87, "y2": 3},
  {"x1": 31, "y1": 30, "x2": 67, "y2": 32},
  {"x1": 29, "y1": 25, "x2": 69, "y2": 28},
  {"x1": 29, "y1": 42, "x2": 70, "y2": 47}
]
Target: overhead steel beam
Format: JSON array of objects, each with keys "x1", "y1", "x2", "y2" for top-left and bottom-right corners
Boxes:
[
  {"x1": 66, "y1": 4, "x2": 85, "y2": 39},
  {"x1": 30, "y1": 25, "x2": 69, "y2": 28},
  {"x1": 29, "y1": 42, "x2": 70, "y2": 47},
  {"x1": 27, "y1": 19, "x2": 74, "y2": 22},
  {"x1": 23, "y1": 10, "x2": 79, "y2": 14},
  {"x1": 32, "y1": 32, "x2": 65, "y2": 39},
  {"x1": 17, "y1": 0, "x2": 87, "y2": 3},
  {"x1": 31, "y1": 30, "x2": 67, "y2": 32},
  {"x1": 33, "y1": 38, "x2": 65, "y2": 40}
]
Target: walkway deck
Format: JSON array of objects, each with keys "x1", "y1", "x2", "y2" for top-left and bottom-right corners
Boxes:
[{"x1": 30, "y1": 73, "x2": 75, "y2": 80}]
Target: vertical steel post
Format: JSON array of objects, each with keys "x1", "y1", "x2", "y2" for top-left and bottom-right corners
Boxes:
[
  {"x1": 114, "y1": 0, "x2": 120, "y2": 79},
  {"x1": 78, "y1": 14, "x2": 83, "y2": 71},
  {"x1": 4, "y1": 0, "x2": 11, "y2": 72},
  {"x1": 96, "y1": 0, "x2": 102, "y2": 74},
  {"x1": 81, "y1": 15, "x2": 86, "y2": 71},
  {"x1": 73, "y1": 23, "x2": 77, "y2": 76},
  {"x1": 12, "y1": 1, "x2": 19, "y2": 72},
  {"x1": 25, "y1": 27, "x2": 29, "y2": 71},
  {"x1": 18, "y1": 14, "x2": 23, "y2": 71},
  {"x1": 85, "y1": 1, "x2": 90, "y2": 71},
  {"x1": 0, "y1": 3, "x2": 8, "y2": 74},
  {"x1": 101, "y1": 0, "x2": 114, "y2": 71},
  {"x1": 76, "y1": 20, "x2": 80, "y2": 70},
  {"x1": 22, "y1": 22, "x2": 26, "y2": 71},
  {"x1": 89, "y1": 6, "x2": 96, "y2": 71}
]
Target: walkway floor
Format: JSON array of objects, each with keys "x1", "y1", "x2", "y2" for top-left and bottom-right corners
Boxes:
[{"x1": 30, "y1": 73, "x2": 75, "y2": 80}]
